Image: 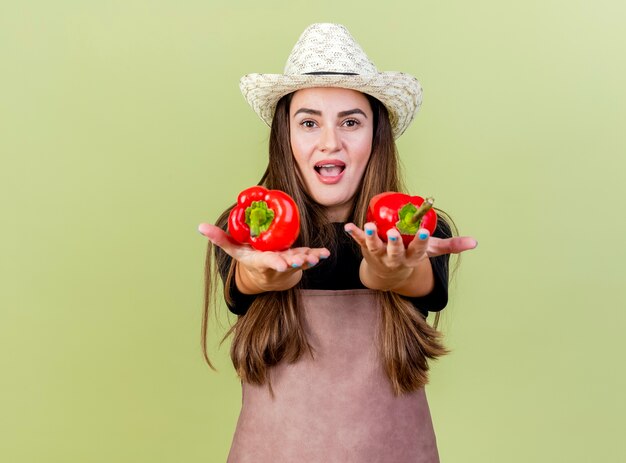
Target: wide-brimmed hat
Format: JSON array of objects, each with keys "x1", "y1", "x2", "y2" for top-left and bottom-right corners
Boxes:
[{"x1": 239, "y1": 23, "x2": 423, "y2": 139}]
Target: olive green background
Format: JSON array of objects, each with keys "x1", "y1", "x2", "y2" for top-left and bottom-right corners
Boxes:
[{"x1": 1, "y1": 1, "x2": 624, "y2": 462}]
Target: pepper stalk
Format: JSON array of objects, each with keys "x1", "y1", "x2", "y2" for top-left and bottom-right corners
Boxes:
[{"x1": 410, "y1": 197, "x2": 434, "y2": 225}]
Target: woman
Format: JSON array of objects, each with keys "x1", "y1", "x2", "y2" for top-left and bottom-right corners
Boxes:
[{"x1": 199, "y1": 23, "x2": 477, "y2": 462}]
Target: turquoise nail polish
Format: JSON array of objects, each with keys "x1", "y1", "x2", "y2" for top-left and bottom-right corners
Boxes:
[
  {"x1": 419, "y1": 232, "x2": 428, "y2": 240},
  {"x1": 319, "y1": 254, "x2": 329, "y2": 259},
  {"x1": 389, "y1": 236, "x2": 397, "y2": 242},
  {"x1": 292, "y1": 263, "x2": 301, "y2": 268},
  {"x1": 366, "y1": 229, "x2": 374, "y2": 236}
]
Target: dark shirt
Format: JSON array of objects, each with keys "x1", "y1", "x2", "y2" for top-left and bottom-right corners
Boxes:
[{"x1": 220, "y1": 221, "x2": 451, "y2": 318}]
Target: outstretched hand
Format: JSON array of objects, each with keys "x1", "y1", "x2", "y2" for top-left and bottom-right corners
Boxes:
[
  {"x1": 343, "y1": 222, "x2": 477, "y2": 290},
  {"x1": 198, "y1": 223, "x2": 330, "y2": 292}
]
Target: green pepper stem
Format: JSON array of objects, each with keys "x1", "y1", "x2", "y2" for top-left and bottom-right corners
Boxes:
[
  {"x1": 410, "y1": 197, "x2": 434, "y2": 224},
  {"x1": 245, "y1": 201, "x2": 274, "y2": 238}
]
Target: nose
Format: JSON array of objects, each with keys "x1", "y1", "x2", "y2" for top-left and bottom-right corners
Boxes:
[{"x1": 319, "y1": 126, "x2": 341, "y2": 153}]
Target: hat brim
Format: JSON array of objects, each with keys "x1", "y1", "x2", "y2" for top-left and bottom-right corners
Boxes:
[{"x1": 239, "y1": 72, "x2": 423, "y2": 139}]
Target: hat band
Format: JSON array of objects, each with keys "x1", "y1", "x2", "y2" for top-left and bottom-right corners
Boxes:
[{"x1": 303, "y1": 71, "x2": 359, "y2": 75}]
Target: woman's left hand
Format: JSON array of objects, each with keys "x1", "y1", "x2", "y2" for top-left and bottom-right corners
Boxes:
[{"x1": 343, "y1": 222, "x2": 477, "y2": 291}]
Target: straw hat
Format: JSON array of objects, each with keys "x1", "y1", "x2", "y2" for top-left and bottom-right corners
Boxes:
[{"x1": 239, "y1": 23, "x2": 423, "y2": 139}]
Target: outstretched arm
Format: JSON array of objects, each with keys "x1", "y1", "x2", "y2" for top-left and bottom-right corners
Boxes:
[
  {"x1": 199, "y1": 223, "x2": 330, "y2": 294},
  {"x1": 344, "y1": 222, "x2": 477, "y2": 297}
]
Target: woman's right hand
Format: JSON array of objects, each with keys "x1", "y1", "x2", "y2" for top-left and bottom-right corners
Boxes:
[{"x1": 198, "y1": 223, "x2": 330, "y2": 293}]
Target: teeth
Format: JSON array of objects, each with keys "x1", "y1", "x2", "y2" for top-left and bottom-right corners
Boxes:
[{"x1": 317, "y1": 165, "x2": 343, "y2": 177}]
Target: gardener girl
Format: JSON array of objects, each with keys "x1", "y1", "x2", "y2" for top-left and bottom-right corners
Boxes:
[{"x1": 199, "y1": 23, "x2": 477, "y2": 462}]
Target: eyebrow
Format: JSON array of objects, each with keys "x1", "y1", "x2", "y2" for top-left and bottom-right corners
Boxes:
[{"x1": 293, "y1": 108, "x2": 368, "y2": 118}]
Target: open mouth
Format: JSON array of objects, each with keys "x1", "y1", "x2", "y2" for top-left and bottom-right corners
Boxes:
[{"x1": 314, "y1": 162, "x2": 346, "y2": 178}]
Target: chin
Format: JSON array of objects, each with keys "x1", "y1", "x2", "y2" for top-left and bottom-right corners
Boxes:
[{"x1": 304, "y1": 180, "x2": 356, "y2": 211}]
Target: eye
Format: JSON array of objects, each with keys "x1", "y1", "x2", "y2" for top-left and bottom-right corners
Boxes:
[
  {"x1": 342, "y1": 119, "x2": 360, "y2": 128},
  {"x1": 300, "y1": 120, "x2": 317, "y2": 128}
]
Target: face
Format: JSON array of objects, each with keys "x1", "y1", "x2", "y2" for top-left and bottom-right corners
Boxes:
[{"x1": 289, "y1": 87, "x2": 374, "y2": 222}]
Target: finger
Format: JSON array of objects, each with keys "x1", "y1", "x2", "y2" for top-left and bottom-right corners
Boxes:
[
  {"x1": 302, "y1": 248, "x2": 331, "y2": 268},
  {"x1": 289, "y1": 247, "x2": 331, "y2": 260},
  {"x1": 198, "y1": 223, "x2": 246, "y2": 256},
  {"x1": 312, "y1": 248, "x2": 331, "y2": 260},
  {"x1": 385, "y1": 228, "x2": 406, "y2": 263},
  {"x1": 301, "y1": 254, "x2": 321, "y2": 270},
  {"x1": 345, "y1": 222, "x2": 384, "y2": 254},
  {"x1": 406, "y1": 228, "x2": 430, "y2": 260},
  {"x1": 363, "y1": 222, "x2": 384, "y2": 254},
  {"x1": 289, "y1": 247, "x2": 313, "y2": 254},
  {"x1": 286, "y1": 253, "x2": 307, "y2": 270},
  {"x1": 279, "y1": 247, "x2": 330, "y2": 262},
  {"x1": 262, "y1": 248, "x2": 317, "y2": 272},
  {"x1": 255, "y1": 252, "x2": 291, "y2": 273},
  {"x1": 427, "y1": 236, "x2": 478, "y2": 257},
  {"x1": 343, "y1": 223, "x2": 368, "y2": 248},
  {"x1": 277, "y1": 247, "x2": 331, "y2": 271}
]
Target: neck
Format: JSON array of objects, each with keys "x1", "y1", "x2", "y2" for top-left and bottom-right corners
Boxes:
[{"x1": 324, "y1": 202, "x2": 351, "y2": 223}]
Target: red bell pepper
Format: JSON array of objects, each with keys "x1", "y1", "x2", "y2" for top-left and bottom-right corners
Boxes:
[
  {"x1": 366, "y1": 192, "x2": 438, "y2": 247},
  {"x1": 228, "y1": 186, "x2": 300, "y2": 251}
]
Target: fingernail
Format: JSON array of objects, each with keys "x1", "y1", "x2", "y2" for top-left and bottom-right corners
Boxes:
[
  {"x1": 308, "y1": 262, "x2": 317, "y2": 268},
  {"x1": 291, "y1": 263, "x2": 301, "y2": 268},
  {"x1": 474, "y1": 240, "x2": 478, "y2": 248},
  {"x1": 319, "y1": 254, "x2": 329, "y2": 259},
  {"x1": 366, "y1": 229, "x2": 374, "y2": 236},
  {"x1": 344, "y1": 228, "x2": 353, "y2": 234},
  {"x1": 419, "y1": 232, "x2": 428, "y2": 240},
  {"x1": 389, "y1": 236, "x2": 397, "y2": 242}
]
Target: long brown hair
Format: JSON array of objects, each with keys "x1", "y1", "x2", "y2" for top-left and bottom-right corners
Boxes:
[{"x1": 202, "y1": 91, "x2": 458, "y2": 396}]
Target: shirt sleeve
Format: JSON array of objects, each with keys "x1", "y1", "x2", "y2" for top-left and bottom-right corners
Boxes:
[
  {"x1": 404, "y1": 217, "x2": 452, "y2": 314},
  {"x1": 215, "y1": 247, "x2": 258, "y2": 316}
]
